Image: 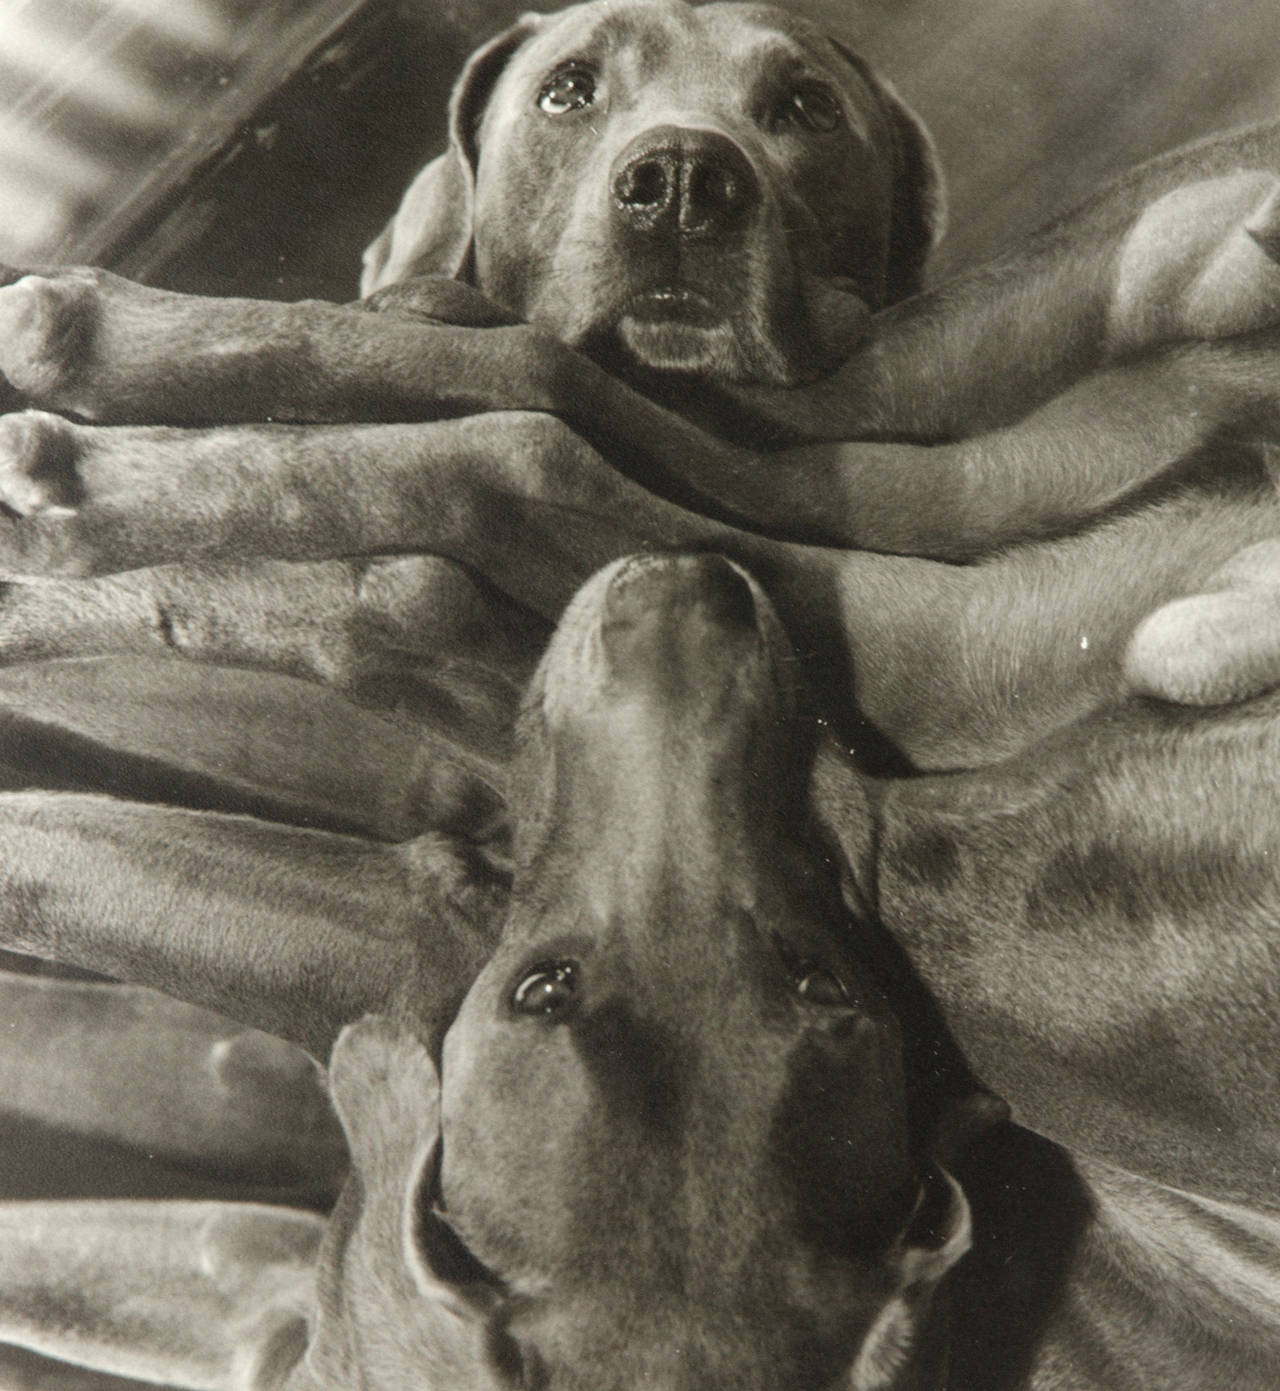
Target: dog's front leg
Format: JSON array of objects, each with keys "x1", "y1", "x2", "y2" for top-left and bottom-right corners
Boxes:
[
  {"x1": 0, "y1": 268, "x2": 579, "y2": 426},
  {"x1": 0, "y1": 1198, "x2": 321, "y2": 1391},
  {"x1": 0, "y1": 553, "x2": 536, "y2": 769},
  {"x1": 0, "y1": 792, "x2": 501, "y2": 1055},
  {"x1": 769, "y1": 338, "x2": 1280, "y2": 556},
  {"x1": 0, "y1": 410, "x2": 732, "y2": 595},
  {"x1": 0, "y1": 972, "x2": 345, "y2": 1200}
]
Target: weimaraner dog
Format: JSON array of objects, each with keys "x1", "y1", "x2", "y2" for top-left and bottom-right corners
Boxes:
[{"x1": 0, "y1": 1, "x2": 1279, "y2": 1387}]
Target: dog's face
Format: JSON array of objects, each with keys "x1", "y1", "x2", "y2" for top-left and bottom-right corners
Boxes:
[
  {"x1": 306, "y1": 557, "x2": 976, "y2": 1390},
  {"x1": 362, "y1": 0, "x2": 944, "y2": 386}
]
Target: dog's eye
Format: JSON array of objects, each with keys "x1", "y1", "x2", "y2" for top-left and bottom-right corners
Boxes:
[
  {"x1": 538, "y1": 65, "x2": 597, "y2": 115},
  {"x1": 512, "y1": 962, "x2": 579, "y2": 1016},
  {"x1": 774, "y1": 83, "x2": 843, "y2": 133},
  {"x1": 795, "y1": 965, "x2": 851, "y2": 1007}
]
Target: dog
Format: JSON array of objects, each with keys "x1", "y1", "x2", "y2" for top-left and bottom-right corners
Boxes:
[
  {"x1": 0, "y1": 0, "x2": 1278, "y2": 1386},
  {"x1": 1, "y1": 553, "x2": 1278, "y2": 1391}
]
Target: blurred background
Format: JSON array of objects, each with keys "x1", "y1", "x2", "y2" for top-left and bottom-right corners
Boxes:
[{"x1": 1, "y1": 0, "x2": 1279, "y2": 300}]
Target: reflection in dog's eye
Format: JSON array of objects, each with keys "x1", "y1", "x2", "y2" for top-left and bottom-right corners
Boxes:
[
  {"x1": 775, "y1": 84, "x2": 843, "y2": 133},
  {"x1": 795, "y1": 966, "x2": 851, "y2": 1007},
  {"x1": 513, "y1": 962, "x2": 580, "y2": 1015},
  {"x1": 538, "y1": 65, "x2": 597, "y2": 115}
]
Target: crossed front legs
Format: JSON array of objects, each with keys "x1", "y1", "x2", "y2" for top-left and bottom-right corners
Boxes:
[{"x1": 2, "y1": 265, "x2": 1280, "y2": 562}]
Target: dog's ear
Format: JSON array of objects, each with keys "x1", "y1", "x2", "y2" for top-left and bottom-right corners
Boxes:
[
  {"x1": 361, "y1": 17, "x2": 543, "y2": 295},
  {"x1": 831, "y1": 43, "x2": 947, "y2": 305},
  {"x1": 312, "y1": 1015, "x2": 509, "y2": 1390},
  {"x1": 847, "y1": 1166, "x2": 972, "y2": 1391},
  {"x1": 877, "y1": 74, "x2": 947, "y2": 302}
]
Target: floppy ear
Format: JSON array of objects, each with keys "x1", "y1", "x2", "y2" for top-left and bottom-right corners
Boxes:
[
  {"x1": 848, "y1": 1166, "x2": 972, "y2": 1391},
  {"x1": 361, "y1": 17, "x2": 544, "y2": 294},
  {"x1": 309, "y1": 1016, "x2": 507, "y2": 1390},
  {"x1": 831, "y1": 43, "x2": 947, "y2": 304}
]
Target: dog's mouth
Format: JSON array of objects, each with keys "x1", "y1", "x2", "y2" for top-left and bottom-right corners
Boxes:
[
  {"x1": 622, "y1": 286, "x2": 721, "y2": 327},
  {"x1": 612, "y1": 283, "x2": 749, "y2": 377}
]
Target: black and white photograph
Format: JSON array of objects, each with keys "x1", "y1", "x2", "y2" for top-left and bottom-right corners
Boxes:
[{"x1": 0, "y1": 0, "x2": 1278, "y2": 1386}]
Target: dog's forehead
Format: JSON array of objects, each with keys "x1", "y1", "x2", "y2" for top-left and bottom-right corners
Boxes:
[{"x1": 504, "y1": 0, "x2": 873, "y2": 103}]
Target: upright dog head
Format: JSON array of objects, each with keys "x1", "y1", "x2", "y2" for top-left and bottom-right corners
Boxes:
[
  {"x1": 308, "y1": 555, "x2": 986, "y2": 1391},
  {"x1": 362, "y1": 0, "x2": 944, "y2": 385}
]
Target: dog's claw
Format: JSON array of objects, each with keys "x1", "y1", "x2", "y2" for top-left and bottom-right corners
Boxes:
[{"x1": 0, "y1": 410, "x2": 81, "y2": 515}]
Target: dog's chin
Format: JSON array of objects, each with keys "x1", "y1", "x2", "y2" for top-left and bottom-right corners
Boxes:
[{"x1": 617, "y1": 313, "x2": 749, "y2": 379}]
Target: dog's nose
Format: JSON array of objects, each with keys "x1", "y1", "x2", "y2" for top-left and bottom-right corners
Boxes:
[
  {"x1": 603, "y1": 553, "x2": 757, "y2": 637},
  {"x1": 599, "y1": 554, "x2": 760, "y2": 689},
  {"x1": 612, "y1": 126, "x2": 759, "y2": 240}
]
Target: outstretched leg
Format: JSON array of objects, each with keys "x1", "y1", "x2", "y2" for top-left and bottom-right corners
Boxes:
[
  {"x1": 4, "y1": 266, "x2": 1280, "y2": 559},
  {"x1": 0, "y1": 550, "x2": 538, "y2": 772},
  {"x1": 0, "y1": 792, "x2": 503, "y2": 1055},
  {"x1": 0, "y1": 1199, "x2": 321, "y2": 1391},
  {"x1": 0, "y1": 410, "x2": 719, "y2": 597}
]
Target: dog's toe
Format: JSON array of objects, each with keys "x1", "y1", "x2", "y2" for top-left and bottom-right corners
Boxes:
[
  {"x1": 1125, "y1": 541, "x2": 1280, "y2": 706},
  {"x1": 327, "y1": 1014, "x2": 441, "y2": 1170},
  {"x1": 0, "y1": 410, "x2": 81, "y2": 515},
  {"x1": 0, "y1": 272, "x2": 98, "y2": 403}
]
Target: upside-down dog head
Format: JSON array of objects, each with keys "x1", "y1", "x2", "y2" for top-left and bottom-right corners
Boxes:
[
  {"x1": 361, "y1": 0, "x2": 944, "y2": 385},
  {"x1": 305, "y1": 555, "x2": 999, "y2": 1391}
]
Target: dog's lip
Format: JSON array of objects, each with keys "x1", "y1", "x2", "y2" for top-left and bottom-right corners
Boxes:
[{"x1": 622, "y1": 286, "x2": 721, "y2": 326}]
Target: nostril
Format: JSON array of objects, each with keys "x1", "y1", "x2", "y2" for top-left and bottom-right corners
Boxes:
[
  {"x1": 689, "y1": 162, "x2": 742, "y2": 213},
  {"x1": 619, "y1": 158, "x2": 670, "y2": 209},
  {"x1": 697, "y1": 555, "x2": 758, "y2": 629}
]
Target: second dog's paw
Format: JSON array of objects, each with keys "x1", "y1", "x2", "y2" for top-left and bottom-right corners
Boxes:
[
  {"x1": 1109, "y1": 171, "x2": 1280, "y2": 350},
  {"x1": 1124, "y1": 539, "x2": 1280, "y2": 705},
  {"x1": 0, "y1": 410, "x2": 81, "y2": 515},
  {"x1": 0, "y1": 271, "x2": 99, "y2": 405}
]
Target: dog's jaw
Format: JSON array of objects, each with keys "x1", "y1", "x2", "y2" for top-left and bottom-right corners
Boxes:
[{"x1": 617, "y1": 312, "x2": 759, "y2": 378}]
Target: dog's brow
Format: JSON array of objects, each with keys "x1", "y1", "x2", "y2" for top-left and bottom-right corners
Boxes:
[
  {"x1": 551, "y1": 9, "x2": 679, "y2": 72},
  {"x1": 732, "y1": 33, "x2": 854, "y2": 108}
]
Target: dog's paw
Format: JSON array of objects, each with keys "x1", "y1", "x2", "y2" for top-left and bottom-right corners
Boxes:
[
  {"x1": 0, "y1": 271, "x2": 99, "y2": 406},
  {"x1": 0, "y1": 410, "x2": 82, "y2": 515},
  {"x1": 1109, "y1": 171, "x2": 1280, "y2": 350},
  {"x1": 1124, "y1": 538, "x2": 1280, "y2": 705}
]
